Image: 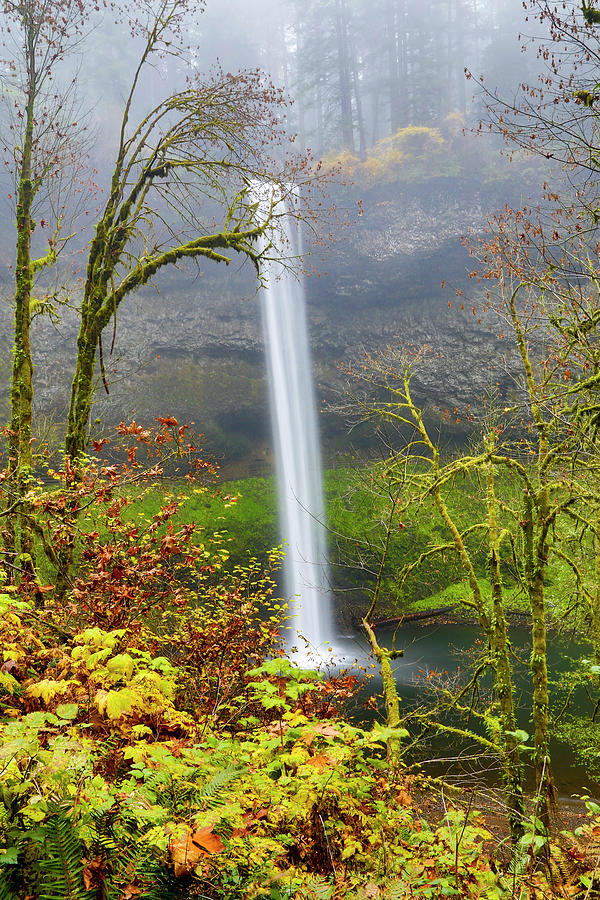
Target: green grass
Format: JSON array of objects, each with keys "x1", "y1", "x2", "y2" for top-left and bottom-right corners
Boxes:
[
  {"x1": 120, "y1": 465, "x2": 481, "y2": 617},
  {"x1": 119, "y1": 476, "x2": 279, "y2": 570},
  {"x1": 73, "y1": 463, "x2": 594, "y2": 626}
]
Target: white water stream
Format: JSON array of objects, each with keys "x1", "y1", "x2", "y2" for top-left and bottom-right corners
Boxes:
[{"x1": 256, "y1": 188, "x2": 334, "y2": 660}]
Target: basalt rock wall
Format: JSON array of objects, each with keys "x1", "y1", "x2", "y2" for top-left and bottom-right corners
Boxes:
[{"x1": 1, "y1": 176, "x2": 522, "y2": 469}]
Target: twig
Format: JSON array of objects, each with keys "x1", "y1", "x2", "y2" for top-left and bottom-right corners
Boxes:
[{"x1": 318, "y1": 812, "x2": 336, "y2": 878}]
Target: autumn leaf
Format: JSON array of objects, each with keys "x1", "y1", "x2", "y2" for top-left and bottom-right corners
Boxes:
[
  {"x1": 118, "y1": 887, "x2": 142, "y2": 900},
  {"x1": 305, "y1": 753, "x2": 333, "y2": 772},
  {"x1": 265, "y1": 720, "x2": 288, "y2": 738},
  {"x1": 160, "y1": 534, "x2": 179, "y2": 554},
  {"x1": 170, "y1": 826, "x2": 224, "y2": 877},
  {"x1": 395, "y1": 789, "x2": 412, "y2": 806},
  {"x1": 82, "y1": 857, "x2": 105, "y2": 890},
  {"x1": 312, "y1": 722, "x2": 341, "y2": 738}
]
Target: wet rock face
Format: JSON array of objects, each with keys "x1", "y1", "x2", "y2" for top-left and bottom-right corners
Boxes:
[
  {"x1": 305, "y1": 179, "x2": 517, "y2": 429},
  {"x1": 2, "y1": 178, "x2": 517, "y2": 463}
]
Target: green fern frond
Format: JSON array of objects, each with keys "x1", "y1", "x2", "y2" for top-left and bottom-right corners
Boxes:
[
  {"x1": 196, "y1": 765, "x2": 242, "y2": 808},
  {"x1": 99, "y1": 845, "x2": 195, "y2": 900},
  {"x1": 138, "y1": 769, "x2": 168, "y2": 797},
  {"x1": 140, "y1": 763, "x2": 242, "y2": 816},
  {"x1": 298, "y1": 876, "x2": 334, "y2": 899},
  {"x1": 136, "y1": 863, "x2": 202, "y2": 900},
  {"x1": 99, "y1": 843, "x2": 156, "y2": 900},
  {"x1": 36, "y1": 811, "x2": 93, "y2": 900},
  {"x1": 387, "y1": 881, "x2": 411, "y2": 900},
  {"x1": 0, "y1": 871, "x2": 18, "y2": 900},
  {"x1": 88, "y1": 808, "x2": 121, "y2": 857}
]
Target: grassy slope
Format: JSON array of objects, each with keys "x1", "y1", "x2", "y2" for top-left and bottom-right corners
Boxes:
[{"x1": 122, "y1": 465, "x2": 588, "y2": 625}]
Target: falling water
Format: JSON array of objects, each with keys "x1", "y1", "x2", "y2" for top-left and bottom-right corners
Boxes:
[{"x1": 255, "y1": 188, "x2": 333, "y2": 658}]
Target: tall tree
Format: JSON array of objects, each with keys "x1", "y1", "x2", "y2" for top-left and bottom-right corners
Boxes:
[
  {"x1": 334, "y1": 0, "x2": 355, "y2": 151},
  {"x1": 0, "y1": 0, "x2": 329, "y2": 592},
  {"x1": 1, "y1": 0, "x2": 88, "y2": 579},
  {"x1": 64, "y1": 2, "x2": 319, "y2": 464}
]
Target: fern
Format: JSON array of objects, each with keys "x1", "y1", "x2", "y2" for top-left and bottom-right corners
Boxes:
[
  {"x1": 98, "y1": 844, "x2": 196, "y2": 900},
  {"x1": 101, "y1": 845, "x2": 154, "y2": 900},
  {"x1": 36, "y1": 810, "x2": 93, "y2": 900},
  {"x1": 387, "y1": 881, "x2": 411, "y2": 900},
  {"x1": 0, "y1": 871, "x2": 18, "y2": 900},
  {"x1": 140, "y1": 763, "x2": 242, "y2": 817},
  {"x1": 82, "y1": 766, "x2": 243, "y2": 899},
  {"x1": 136, "y1": 864, "x2": 203, "y2": 900},
  {"x1": 298, "y1": 876, "x2": 334, "y2": 899},
  {"x1": 88, "y1": 808, "x2": 120, "y2": 858},
  {"x1": 195, "y1": 765, "x2": 242, "y2": 808}
]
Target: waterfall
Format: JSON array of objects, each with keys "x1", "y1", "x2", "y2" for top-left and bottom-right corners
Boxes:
[{"x1": 255, "y1": 187, "x2": 334, "y2": 659}]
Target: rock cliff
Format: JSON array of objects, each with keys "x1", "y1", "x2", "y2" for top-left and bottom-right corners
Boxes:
[{"x1": 1, "y1": 176, "x2": 522, "y2": 469}]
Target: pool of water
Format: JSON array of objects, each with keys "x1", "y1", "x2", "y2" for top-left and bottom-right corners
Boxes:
[{"x1": 293, "y1": 621, "x2": 600, "y2": 798}]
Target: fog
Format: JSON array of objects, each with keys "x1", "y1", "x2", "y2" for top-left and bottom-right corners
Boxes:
[
  {"x1": 0, "y1": 0, "x2": 544, "y2": 453},
  {"x1": 197, "y1": 0, "x2": 533, "y2": 157},
  {"x1": 0, "y1": 0, "x2": 536, "y2": 265},
  {"x1": 0, "y1": 0, "x2": 534, "y2": 193}
]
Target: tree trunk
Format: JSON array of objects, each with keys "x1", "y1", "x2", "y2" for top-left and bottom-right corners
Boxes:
[
  {"x1": 523, "y1": 487, "x2": 555, "y2": 829},
  {"x1": 486, "y1": 448, "x2": 525, "y2": 843},
  {"x1": 349, "y1": 26, "x2": 367, "y2": 159},
  {"x1": 592, "y1": 520, "x2": 600, "y2": 669},
  {"x1": 65, "y1": 330, "x2": 99, "y2": 462},
  {"x1": 363, "y1": 619, "x2": 404, "y2": 763},
  {"x1": 334, "y1": 0, "x2": 355, "y2": 151},
  {"x1": 386, "y1": 0, "x2": 402, "y2": 133},
  {"x1": 57, "y1": 328, "x2": 99, "y2": 600},
  {"x1": 9, "y1": 25, "x2": 37, "y2": 583}
]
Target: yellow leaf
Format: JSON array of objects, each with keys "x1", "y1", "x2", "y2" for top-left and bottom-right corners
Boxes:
[
  {"x1": 27, "y1": 679, "x2": 72, "y2": 705},
  {"x1": 105, "y1": 688, "x2": 136, "y2": 719},
  {"x1": 95, "y1": 689, "x2": 109, "y2": 715}
]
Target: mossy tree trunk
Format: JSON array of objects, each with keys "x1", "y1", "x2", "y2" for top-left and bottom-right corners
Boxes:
[
  {"x1": 359, "y1": 484, "x2": 406, "y2": 763},
  {"x1": 51, "y1": 12, "x2": 301, "y2": 595},
  {"x1": 522, "y1": 483, "x2": 555, "y2": 828},
  {"x1": 3, "y1": 1, "x2": 74, "y2": 589},
  {"x1": 485, "y1": 438, "x2": 525, "y2": 843},
  {"x1": 508, "y1": 287, "x2": 555, "y2": 828},
  {"x1": 591, "y1": 521, "x2": 600, "y2": 671},
  {"x1": 394, "y1": 378, "x2": 526, "y2": 843},
  {"x1": 363, "y1": 619, "x2": 404, "y2": 763},
  {"x1": 57, "y1": 71, "x2": 294, "y2": 589},
  {"x1": 357, "y1": 368, "x2": 532, "y2": 846},
  {"x1": 8, "y1": 22, "x2": 37, "y2": 584}
]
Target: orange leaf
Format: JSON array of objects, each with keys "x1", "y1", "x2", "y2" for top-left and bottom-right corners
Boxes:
[
  {"x1": 395, "y1": 790, "x2": 412, "y2": 807},
  {"x1": 313, "y1": 723, "x2": 341, "y2": 738},
  {"x1": 193, "y1": 827, "x2": 225, "y2": 854},
  {"x1": 305, "y1": 753, "x2": 332, "y2": 772},
  {"x1": 119, "y1": 887, "x2": 141, "y2": 900},
  {"x1": 170, "y1": 827, "x2": 224, "y2": 877}
]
